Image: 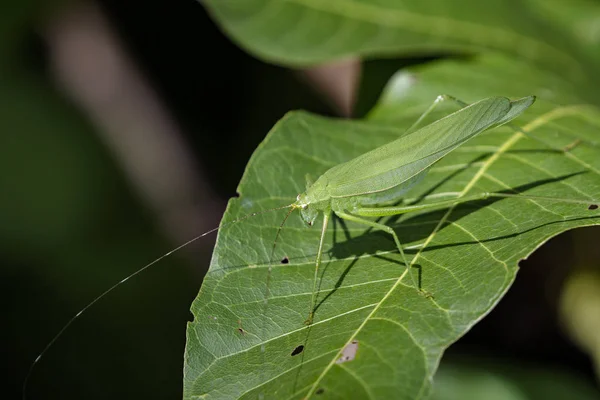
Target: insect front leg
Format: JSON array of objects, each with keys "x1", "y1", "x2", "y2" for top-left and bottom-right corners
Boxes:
[
  {"x1": 334, "y1": 211, "x2": 428, "y2": 297},
  {"x1": 306, "y1": 210, "x2": 331, "y2": 325}
]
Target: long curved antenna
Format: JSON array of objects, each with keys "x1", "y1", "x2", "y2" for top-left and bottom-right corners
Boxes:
[{"x1": 23, "y1": 203, "x2": 293, "y2": 400}]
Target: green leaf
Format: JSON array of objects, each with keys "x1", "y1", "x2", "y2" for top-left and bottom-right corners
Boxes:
[
  {"x1": 202, "y1": 0, "x2": 596, "y2": 95},
  {"x1": 183, "y1": 56, "x2": 600, "y2": 399}
]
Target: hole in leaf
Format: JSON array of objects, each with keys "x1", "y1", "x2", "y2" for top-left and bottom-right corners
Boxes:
[
  {"x1": 291, "y1": 345, "x2": 304, "y2": 356},
  {"x1": 589, "y1": 204, "x2": 598, "y2": 210},
  {"x1": 336, "y1": 340, "x2": 359, "y2": 364},
  {"x1": 237, "y1": 320, "x2": 245, "y2": 335},
  {"x1": 281, "y1": 257, "x2": 289, "y2": 264},
  {"x1": 315, "y1": 388, "x2": 325, "y2": 395}
]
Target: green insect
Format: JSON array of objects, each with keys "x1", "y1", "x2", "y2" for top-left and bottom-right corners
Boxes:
[{"x1": 274, "y1": 94, "x2": 576, "y2": 324}]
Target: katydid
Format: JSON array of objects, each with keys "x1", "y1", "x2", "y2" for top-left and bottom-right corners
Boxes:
[
  {"x1": 24, "y1": 95, "x2": 600, "y2": 398},
  {"x1": 279, "y1": 95, "x2": 546, "y2": 324}
]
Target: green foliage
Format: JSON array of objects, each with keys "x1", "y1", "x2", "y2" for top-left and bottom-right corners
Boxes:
[
  {"x1": 203, "y1": 0, "x2": 600, "y2": 101},
  {"x1": 184, "y1": 58, "x2": 600, "y2": 398}
]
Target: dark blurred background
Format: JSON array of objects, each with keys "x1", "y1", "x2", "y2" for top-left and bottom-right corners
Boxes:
[{"x1": 4, "y1": 1, "x2": 598, "y2": 399}]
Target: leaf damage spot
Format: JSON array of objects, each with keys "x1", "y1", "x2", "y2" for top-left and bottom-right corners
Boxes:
[
  {"x1": 315, "y1": 388, "x2": 325, "y2": 395},
  {"x1": 240, "y1": 197, "x2": 254, "y2": 209},
  {"x1": 336, "y1": 340, "x2": 359, "y2": 364},
  {"x1": 291, "y1": 345, "x2": 304, "y2": 356},
  {"x1": 236, "y1": 320, "x2": 246, "y2": 336},
  {"x1": 589, "y1": 204, "x2": 598, "y2": 210},
  {"x1": 281, "y1": 256, "x2": 289, "y2": 264}
]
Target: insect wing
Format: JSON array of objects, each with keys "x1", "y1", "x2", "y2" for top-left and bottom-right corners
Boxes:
[
  {"x1": 325, "y1": 97, "x2": 533, "y2": 198},
  {"x1": 493, "y1": 95, "x2": 535, "y2": 126}
]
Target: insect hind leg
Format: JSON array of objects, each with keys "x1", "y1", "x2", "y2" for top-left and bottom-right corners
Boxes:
[
  {"x1": 405, "y1": 94, "x2": 489, "y2": 137},
  {"x1": 442, "y1": 95, "x2": 581, "y2": 152},
  {"x1": 405, "y1": 94, "x2": 450, "y2": 134}
]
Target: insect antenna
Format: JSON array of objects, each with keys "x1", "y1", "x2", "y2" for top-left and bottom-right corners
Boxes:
[{"x1": 23, "y1": 202, "x2": 293, "y2": 400}]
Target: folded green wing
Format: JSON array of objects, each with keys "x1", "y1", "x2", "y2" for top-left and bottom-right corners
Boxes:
[{"x1": 324, "y1": 96, "x2": 534, "y2": 199}]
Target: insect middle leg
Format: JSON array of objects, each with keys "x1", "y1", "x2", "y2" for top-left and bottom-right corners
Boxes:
[{"x1": 334, "y1": 211, "x2": 425, "y2": 296}]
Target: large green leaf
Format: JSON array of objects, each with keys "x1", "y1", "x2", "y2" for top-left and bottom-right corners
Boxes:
[
  {"x1": 183, "y1": 56, "x2": 600, "y2": 399},
  {"x1": 202, "y1": 0, "x2": 597, "y2": 99}
]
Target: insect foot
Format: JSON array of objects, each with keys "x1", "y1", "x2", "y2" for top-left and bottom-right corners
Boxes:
[
  {"x1": 563, "y1": 139, "x2": 582, "y2": 152},
  {"x1": 304, "y1": 312, "x2": 314, "y2": 326}
]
